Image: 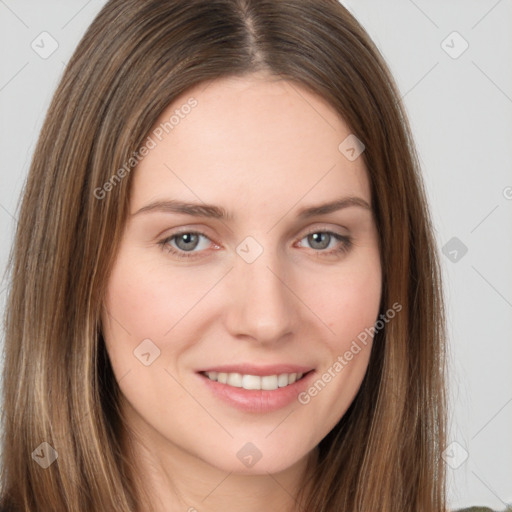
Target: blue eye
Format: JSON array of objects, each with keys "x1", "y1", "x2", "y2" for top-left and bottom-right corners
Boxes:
[
  {"x1": 158, "y1": 229, "x2": 352, "y2": 260},
  {"x1": 158, "y1": 231, "x2": 211, "y2": 259},
  {"x1": 298, "y1": 231, "x2": 352, "y2": 254}
]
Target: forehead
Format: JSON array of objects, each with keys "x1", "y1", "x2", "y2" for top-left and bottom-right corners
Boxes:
[{"x1": 130, "y1": 74, "x2": 370, "y2": 213}]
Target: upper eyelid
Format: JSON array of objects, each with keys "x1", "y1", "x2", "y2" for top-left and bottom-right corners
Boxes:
[{"x1": 165, "y1": 222, "x2": 349, "y2": 238}]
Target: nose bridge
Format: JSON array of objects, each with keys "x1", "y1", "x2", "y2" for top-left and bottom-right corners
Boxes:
[{"x1": 226, "y1": 235, "x2": 297, "y2": 343}]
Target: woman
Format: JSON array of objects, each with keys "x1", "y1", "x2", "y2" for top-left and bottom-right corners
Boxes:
[{"x1": 0, "y1": 0, "x2": 497, "y2": 511}]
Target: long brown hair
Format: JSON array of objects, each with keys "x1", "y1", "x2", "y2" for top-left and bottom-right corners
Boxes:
[{"x1": 0, "y1": 0, "x2": 447, "y2": 510}]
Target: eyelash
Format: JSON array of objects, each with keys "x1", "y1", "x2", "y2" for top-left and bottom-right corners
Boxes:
[{"x1": 157, "y1": 228, "x2": 352, "y2": 260}]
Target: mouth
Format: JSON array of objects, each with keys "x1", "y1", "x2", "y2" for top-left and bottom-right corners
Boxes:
[
  {"x1": 196, "y1": 363, "x2": 316, "y2": 414},
  {"x1": 199, "y1": 370, "x2": 313, "y2": 391},
  {"x1": 196, "y1": 365, "x2": 316, "y2": 414},
  {"x1": 196, "y1": 366, "x2": 316, "y2": 413}
]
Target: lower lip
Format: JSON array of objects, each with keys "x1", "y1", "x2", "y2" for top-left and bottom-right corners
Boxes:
[{"x1": 197, "y1": 371, "x2": 315, "y2": 413}]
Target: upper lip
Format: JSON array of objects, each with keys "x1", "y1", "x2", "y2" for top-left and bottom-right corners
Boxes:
[{"x1": 197, "y1": 364, "x2": 314, "y2": 376}]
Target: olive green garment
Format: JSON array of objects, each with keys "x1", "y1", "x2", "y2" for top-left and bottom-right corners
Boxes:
[
  {"x1": 455, "y1": 507, "x2": 511, "y2": 512},
  {"x1": 455, "y1": 509, "x2": 493, "y2": 512}
]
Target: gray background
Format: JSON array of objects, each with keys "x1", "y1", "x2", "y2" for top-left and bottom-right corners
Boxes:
[{"x1": 1, "y1": 1, "x2": 511, "y2": 509}]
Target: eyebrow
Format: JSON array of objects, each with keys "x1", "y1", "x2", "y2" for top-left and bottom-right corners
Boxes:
[{"x1": 131, "y1": 196, "x2": 371, "y2": 220}]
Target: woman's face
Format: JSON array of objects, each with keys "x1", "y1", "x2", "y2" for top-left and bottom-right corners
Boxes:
[{"x1": 101, "y1": 73, "x2": 382, "y2": 475}]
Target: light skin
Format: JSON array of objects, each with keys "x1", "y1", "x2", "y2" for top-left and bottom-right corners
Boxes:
[{"x1": 101, "y1": 71, "x2": 382, "y2": 512}]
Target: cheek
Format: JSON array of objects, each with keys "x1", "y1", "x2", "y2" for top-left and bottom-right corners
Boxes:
[
  {"x1": 100, "y1": 249, "x2": 208, "y2": 423},
  {"x1": 312, "y1": 254, "x2": 382, "y2": 351},
  {"x1": 102, "y1": 247, "x2": 209, "y2": 344},
  {"x1": 296, "y1": 253, "x2": 381, "y2": 424}
]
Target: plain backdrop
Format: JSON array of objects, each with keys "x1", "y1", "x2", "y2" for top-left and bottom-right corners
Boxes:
[{"x1": 0, "y1": 1, "x2": 511, "y2": 510}]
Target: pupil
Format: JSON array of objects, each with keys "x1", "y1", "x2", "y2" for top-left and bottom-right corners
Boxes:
[
  {"x1": 178, "y1": 233, "x2": 197, "y2": 250},
  {"x1": 310, "y1": 232, "x2": 329, "y2": 249}
]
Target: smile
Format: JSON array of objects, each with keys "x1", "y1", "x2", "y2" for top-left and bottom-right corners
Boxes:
[{"x1": 201, "y1": 371, "x2": 305, "y2": 391}]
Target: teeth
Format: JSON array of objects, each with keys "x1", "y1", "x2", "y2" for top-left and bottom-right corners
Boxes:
[
  {"x1": 261, "y1": 375, "x2": 278, "y2": 390},
  {"x1": 277, "y1": 373, "x2": 289, "y2": 387},
  {"x1": 205, "y1": 371, "x2": 304, "y2": 390},
  {"x1": 242, "y1": 374, "x2": 261, "y2": 390},
  {"x1": 227, "y1": 372, "x2": 242, "y2": 387}
]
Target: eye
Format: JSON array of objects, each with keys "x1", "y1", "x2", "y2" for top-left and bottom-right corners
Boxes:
[
  {"x1": 296, "y1": 230, "x2": 352, "y2": 257},
  {"x1": 158, "y1": 228, "x2": 352, "y2": 260},
  {"x1": 158, "y1": 231, "x2": 216, "y2": 260}
]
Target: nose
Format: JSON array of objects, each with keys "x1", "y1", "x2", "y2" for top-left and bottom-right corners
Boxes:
[{"x1": 224, "y1": 245, "x2": 299, "y2": 345}]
